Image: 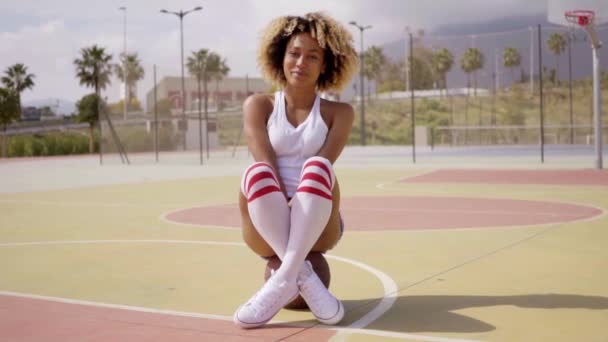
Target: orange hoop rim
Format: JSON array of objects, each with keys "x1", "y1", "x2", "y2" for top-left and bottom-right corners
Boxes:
[{"x1": 565, "y1": 10, "x2": 595, "y2": 27}]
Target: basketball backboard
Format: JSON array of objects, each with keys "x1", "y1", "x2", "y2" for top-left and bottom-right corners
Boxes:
[{"x1": 548, "y1": 0, "x2": 608, "y2": 26}]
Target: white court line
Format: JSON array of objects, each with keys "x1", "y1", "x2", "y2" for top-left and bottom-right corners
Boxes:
[
  {"x1": 0, "y1": 290, "x2": 233, "y2": 322},
  {"x1": 0, "y1": 198, "x2": 191, "y2": 209},
  {"x1": 0, "y1": 239, "x2": 480, "y2": 342}
]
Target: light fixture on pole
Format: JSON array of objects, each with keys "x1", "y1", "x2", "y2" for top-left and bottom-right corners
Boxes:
[
  {"x1": 160, "y1": 6, "x2": 203, "y2": 150},
  {"x1": 118, "y1": 6, "x2": 127, "y2": 121},
  {"x1": 349, "y1": 21, "x2": 372, "y2": 146}
]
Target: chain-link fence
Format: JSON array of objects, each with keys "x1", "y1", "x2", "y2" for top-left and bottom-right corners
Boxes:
[
  {"x1": 349, "y1": 24, "x2": 608, "y2": 152},
  {"x1": 97, "y1": 64, "x2": 266, "y2": 164},
  {"x1": 3, "y1": 24, "x2": 605, "y2": 164}
]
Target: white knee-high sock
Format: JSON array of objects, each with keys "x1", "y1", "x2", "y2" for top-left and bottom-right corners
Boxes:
[
  {"x1": 241, "y1": 162, "x2": 290, "y2": 259},
  {"x1": 277, "y1": 156, "x2": 335, "y2": 281}
]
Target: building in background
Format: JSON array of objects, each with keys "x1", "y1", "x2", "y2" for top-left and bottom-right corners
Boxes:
[
  {"x1": 21, "y1": 107, "x2": 42, "y2": 121},
  {"x1": 145, "y1": 76, "x2": 271, "y2": 114}
]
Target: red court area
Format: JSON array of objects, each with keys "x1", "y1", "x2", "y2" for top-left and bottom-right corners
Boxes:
[
  {"x1": 0, "y1": 294, "x2": 334, "y2": 342},
  {"x1": 401, "y1": 169, "x2": 608, "y2": 186},
  {"x1": 165, "y1": 196, "x2": 602, "y2": 231}
]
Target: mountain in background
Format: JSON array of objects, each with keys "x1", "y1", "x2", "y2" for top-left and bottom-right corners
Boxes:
[
  {"x1": 22, "y1": 98, "x2": 76, "y2": 116},
  {"x1": 433, "y1": 14, "x2": 548, "y2": 36},
  {"x1": 343, "y1": 14, "x2": 607, "y2": 100}
]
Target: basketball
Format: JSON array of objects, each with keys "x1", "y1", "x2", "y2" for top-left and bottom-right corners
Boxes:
[{"x1": 264, "y1": 252, "x2": 331, "y2": 310}]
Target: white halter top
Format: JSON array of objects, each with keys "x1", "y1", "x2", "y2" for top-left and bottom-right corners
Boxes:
[{"x1": 267, "y1": 91, "x2": 329, "y2": 198}]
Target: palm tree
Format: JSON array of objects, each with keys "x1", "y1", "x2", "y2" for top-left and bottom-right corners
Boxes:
[
  {"x1": 74, "y1": 45, "x2": 113, "y2": 95},
  {"x1": 187, "y1": 49, "x2": 211, "y2": 160},
  {"x1": 460, "y1": 49, "x2": 481, "y2": 141},
  {"x1": 206, "y1": 52, "x2": 230, "y2": 108},
  {"x1": 114, "y1": 53, "x2": 145, "y2": 111},
  {"x1": 75, "y1": 93, "x2": 105, "y2": 153},
  {"x1": 503, "y1": 47, "x2": 522, "y2": 85},
  {"x1": 463, "y1": 48, "x2": 484, "y2": 97},
  {"x1": 0, "y1": 88, "x2": 19, "y2": 156},
  {"x1": 1, "y1": 63, "x2": 35, "y2": 119},
  {"x1": 362, "y1": 46, "x2": 387, "y2": 99},
  {"x1": 547, "y1": 33, "x2": 566, "y2": 85},
  {"x1": 73, "y1": 45, "x2": 113, "y2": 152},
  {"x1": 460, "y1": 49, "x2": 475, "y2": 98},
  {"x1": 431, "y1": 48, "x2": 454, "y2": 97}
]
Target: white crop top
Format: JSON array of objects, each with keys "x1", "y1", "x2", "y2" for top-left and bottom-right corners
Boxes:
[{"x1": 267, "y1": 91, "x2": 329, "y2": 198}]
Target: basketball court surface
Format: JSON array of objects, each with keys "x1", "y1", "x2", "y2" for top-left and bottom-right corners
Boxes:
[{"x1": 1, "y1": 145, "x2": 607, "y2": 341}]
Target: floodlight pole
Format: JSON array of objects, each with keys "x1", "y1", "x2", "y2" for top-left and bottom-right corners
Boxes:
[
  {"x1": 350, "y1": 21, "x2": 372, "y2": 146},
  {"x1": 409, "y1": 32, "x2": 415, "y2": 164},
  {"x1": 160, "y1": 6, "x2": 203, "y2": 150},
  {"x1": 529, "y1": 26, "x2": 534, "y2": 95},
  {"x1": 119, "y1": 6, "x2": 127, "y2": 121},
  {"x1": 537, "y1": 24, "x2": 545, "y2": 164}
]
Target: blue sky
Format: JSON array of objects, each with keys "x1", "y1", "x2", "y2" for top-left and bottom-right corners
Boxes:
[{"x1": 0, "y1": 0, "x2": 551, "y2": 105}]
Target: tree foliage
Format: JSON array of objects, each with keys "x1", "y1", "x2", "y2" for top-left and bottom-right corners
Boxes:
[
  {"x1": 76, "y1": 93, "x2": 106, "y2": 152},
  {"x1": 0, "y1": 88, "x2": 19, "y2": 128},
  {"x1": 362, "y1": 46, "x2": 387, "y2": 95},
  {"x1": 187, "y1": 49, "x2": 230, "y2": 110},
  {"x1": 460, "y1": 48, "x2": 484, "y2": 96},
  {"x1": 432, "y1": 48, "x2": 454, "y2": 96},
  {"x1": 1, "y1": 63, "x2": 35, "y2": 118},
  {"x1": 74, "y1": 45, "x2": 113, "y2": 94},
  {"x1": 114, "y1": 53, "x2": 145, "y2": 106},
  {"x1": 546, "y1": 33, "x2": 567, "y2": 84},
  {"x1": 503, "y1": 47, "x2": 522, "y2": 84}
]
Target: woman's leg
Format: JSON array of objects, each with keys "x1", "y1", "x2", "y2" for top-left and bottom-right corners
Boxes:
[
  {"x1": 240, "y1": 178, "x2": 342, "y2": 257},
  {"x1": 235, "y1": 162, "x2": 298, "y2": 328},
  {"x1": 237, "y1": 159, "x2": 345, "y2": 326},
  {"x1": 239, "y1": 162, "x2": 290, "y2": 259},
  {"x1": 277, "y1": 156, "x2": 336, "y2": 282}
]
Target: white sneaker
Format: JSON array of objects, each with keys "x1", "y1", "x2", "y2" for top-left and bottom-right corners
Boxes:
[
  {"x1": 297, "y1": 261, "x2": 344, "y2": 325},
  {"x1": 233, "y1": 273, "x2": 299, "y2": 329}
]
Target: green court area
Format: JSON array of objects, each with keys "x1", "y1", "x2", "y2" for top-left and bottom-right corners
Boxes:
[{"x1": 1, "y1": 153, "x2": 607, "y2": 341}]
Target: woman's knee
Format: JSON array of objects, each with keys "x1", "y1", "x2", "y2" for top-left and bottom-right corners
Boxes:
[
  {"x1": 301, "y1": 156, "x2": 335, "y2": 187},
  {"x1": 241, "y1": 162, "x2": 279, "y2": 198}
]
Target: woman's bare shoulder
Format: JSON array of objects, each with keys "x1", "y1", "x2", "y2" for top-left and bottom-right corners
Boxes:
[
  {"x1": 243, "y1": 93, "x2": 275, "y2": 113},
  {"x1": 320, "y1": 98, "x2": 354, "y2": 118}
]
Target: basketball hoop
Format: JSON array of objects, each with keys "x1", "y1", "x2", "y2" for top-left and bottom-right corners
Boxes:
[
  {"x1": 565, "y1": 9, "x2": 595, "y2": 26},
  {"x1": 564, "y1": 9, "x2": 602, "y2": 49},
  {"x1": 548, "y1": 2, "x2": 605, "y2": 169}
]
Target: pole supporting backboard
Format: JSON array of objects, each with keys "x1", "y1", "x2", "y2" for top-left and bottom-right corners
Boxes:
[{"x1": 547, "y1": 0, "x2": 604, "y2": 169}]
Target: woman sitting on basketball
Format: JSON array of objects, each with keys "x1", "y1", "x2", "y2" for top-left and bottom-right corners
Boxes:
[{"x1": 234, "y1": 12, "x2": 358, "y2": 328}]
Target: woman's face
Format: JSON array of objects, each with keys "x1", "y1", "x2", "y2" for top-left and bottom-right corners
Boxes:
[{"x1": 283, "y1": 32, "x2": 325, "y2": 88}]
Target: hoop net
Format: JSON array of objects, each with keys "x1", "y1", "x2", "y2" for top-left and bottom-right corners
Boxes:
[
  {"x1": 564, "y1": 9, "x2": 602, "y2": 48},
  {"x1": 565, "y1": 10, "x2": 595, "y2": 26}
]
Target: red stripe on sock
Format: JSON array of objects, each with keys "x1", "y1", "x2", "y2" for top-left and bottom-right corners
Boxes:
[
  {"x1": 303, "y1": 160, "x2": 332, "y2": 189},
  {"x1": 296, "y1": 186, "x2": 332, "y2": 200},
  {"x1": 244, "y1": 162, "x2": 274, "y2": 189},
  {"x1": 247, "y1": 171, "x2": 278, "y2": 194},
  {"x1": 248, "y1": 185, "x2": 282, "y2": 202},
  {"x1": 300, "y1": 173, "x2": 331, "y2": 192}
]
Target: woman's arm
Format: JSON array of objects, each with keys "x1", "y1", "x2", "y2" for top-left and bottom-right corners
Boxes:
[
  {"x1": 317, "y1": 102, "x2": 355, "y2": 164},
  {"x1": 242, "y1": 94, "x2": 288, "y2": 197}
]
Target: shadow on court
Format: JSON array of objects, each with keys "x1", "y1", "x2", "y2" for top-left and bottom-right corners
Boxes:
[{"x1": 337, "y1": 294, "x2": 608, "y2": 333}]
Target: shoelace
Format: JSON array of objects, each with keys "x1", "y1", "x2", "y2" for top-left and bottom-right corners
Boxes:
[
  {"x1": 299, "y1": 273, "x2": 334, "y2": 313},
  {"x1": 247, "y1": 277, "x2": 286, "y2": 318}
]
